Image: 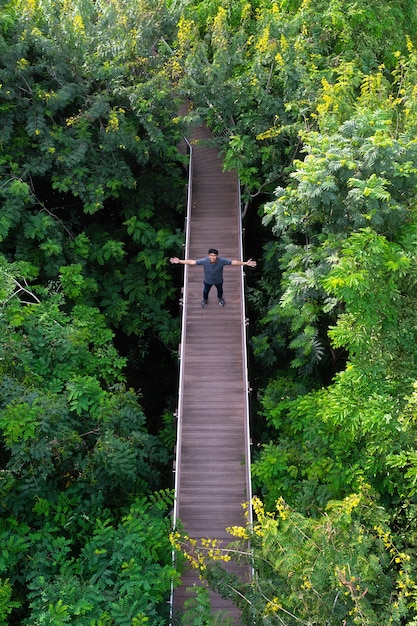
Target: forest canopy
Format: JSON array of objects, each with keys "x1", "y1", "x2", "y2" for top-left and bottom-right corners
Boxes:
[{"x1": 1, "y1": 0, "x2": 417, "y2": 623}]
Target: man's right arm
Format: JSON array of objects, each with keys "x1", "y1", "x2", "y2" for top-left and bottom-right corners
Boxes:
[{"x1": 170, "y1": 257, "x2": 197, "y2": 265}]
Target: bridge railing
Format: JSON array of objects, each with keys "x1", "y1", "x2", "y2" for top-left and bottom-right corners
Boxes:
[
  {"x1": 238, "y1": 184, "x2": 253, "y2": 530},
  {"x1": 172, "y1": 135, "x2": 192, "y2": 531},
  {"x1": 170, "y1": 136, "x2": 192, "y2": 624}
]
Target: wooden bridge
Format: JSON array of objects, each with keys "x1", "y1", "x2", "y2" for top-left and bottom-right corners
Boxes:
[{"x1": 171, "y1": 125, "x2": 253, "y2": 624}]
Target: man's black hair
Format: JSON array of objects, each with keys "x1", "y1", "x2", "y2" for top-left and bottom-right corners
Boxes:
[{"x1": 208, "y1": 248, "x2": 219, "y2": 255}]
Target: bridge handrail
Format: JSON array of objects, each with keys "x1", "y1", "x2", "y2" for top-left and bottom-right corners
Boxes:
[
  {"x1": 172, "y1": 136, "x2": 192, "y2": 530},
  {"x1": 238, "y1": 186, "x2": 253, "y2": 530},
  {"x1": 170, "y1": 136, "x2": 192, "y2": 624}
]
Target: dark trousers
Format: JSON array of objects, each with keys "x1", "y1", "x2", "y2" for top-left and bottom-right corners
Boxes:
[{"x1": 203, "y1": 282, "x2": 223, "y2": 300}]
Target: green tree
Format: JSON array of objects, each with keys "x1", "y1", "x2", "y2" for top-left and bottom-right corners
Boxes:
[
  {"x1": 256, "y1": 46, "x2": 417, "y2": 375},
  {"x1": 0, "y1": 0, "x2": 185, "y2": 351},
  {"x1": 252, "y1": 227, "x2": 417, "y2": 507},
  {"x1": 22, "y1": 497, "x2": 177, "y2": 625},
  {"x1": 0, "y1": 257, "x2": 177, "y2": 622}
]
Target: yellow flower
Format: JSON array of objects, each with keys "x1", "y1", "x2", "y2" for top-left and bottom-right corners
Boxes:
[
  {"x1": 227, "y1": 525, "x2": 249, "y2": 539},
  {"x1": 276, "y1": 497, "x2": 289, "y2": 520},
  {"x1": 73, "y1": 13, "x2": 85, "y2": 35},
  {"x1": 275, "y1": 53, "x2": 285, "y2": 67},
  {"x1": 263, "y1": 597, "x2": 281, "y2": 616},
  {"x1": 17, "y1": 58, "x2": 29, "y2": 70},
  {"x1": 255, "y1": 26, "x2": 271, "y2": 55},
  {"x1": 301, "y1": 576, "x2": 312, "y2": 590}
]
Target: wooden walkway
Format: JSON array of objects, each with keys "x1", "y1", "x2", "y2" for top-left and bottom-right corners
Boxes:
[{"x1": 172, "y1": 126, "x2": 252, "y2": 623}]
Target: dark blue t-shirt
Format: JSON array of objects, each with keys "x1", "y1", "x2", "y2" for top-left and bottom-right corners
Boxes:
[{"x1": 196, "y1": 256, "x2": 232, "y2": 284}]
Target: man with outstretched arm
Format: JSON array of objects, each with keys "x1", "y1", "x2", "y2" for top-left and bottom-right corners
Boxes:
[{"x1": 170, "y1": 248, "x2": 256, "y2": 308}]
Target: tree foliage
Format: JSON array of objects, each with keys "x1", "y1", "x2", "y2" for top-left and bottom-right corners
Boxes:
[
  {"x1": 0, "y1": 0, "x2": 189, "y2": 620},
  {"x1": 0, "y1": 0, "x2": 186, "y2": 350},
  {"x1": 253, "y1": 489, "x2": 414, "y2": 624},
  {"x1": 172, "y1": 0, "x2": 417, "y2": 207},
  {"x1": 3, "y1": 0, "x2": 417, "y2": 621},
  {"x1": 0, "y1": 257, "x2": 178, "y2": 622},
  {"x1": 172, "y1": 488, "x2": 417, "y2": 624},
  {"x1": 253, "y1": 45, "x2": 417, "y2": 513}
]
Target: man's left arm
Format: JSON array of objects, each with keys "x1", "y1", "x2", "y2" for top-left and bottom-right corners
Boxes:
[{"x1": 231, "y1": 259, "x2": 257, "y2": 267}]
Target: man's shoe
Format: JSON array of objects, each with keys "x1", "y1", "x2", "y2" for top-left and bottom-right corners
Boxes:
[
  {"x1": 201, "y1": 299, "x2": 208, "y2": 308},
  {"x1": 218, "y1": 298, "x2": 225, "y2": 307}
]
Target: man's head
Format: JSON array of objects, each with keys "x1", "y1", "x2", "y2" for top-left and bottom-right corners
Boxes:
[{"x1": 208, "y1": 248, "x2": 218, "y2": 263}]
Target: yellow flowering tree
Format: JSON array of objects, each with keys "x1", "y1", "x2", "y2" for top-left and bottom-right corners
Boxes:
[
  {"x1": 174, "y1": 0, "x2": 417, "y2": 211},
  {"x1": 238, "y1": 490, "x2": 416, "y2": 624},
  {"x1": 173, "y1": 487, "x2": 417, "y2": 624}
]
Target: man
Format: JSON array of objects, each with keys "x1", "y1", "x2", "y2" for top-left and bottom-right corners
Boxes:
[{"x1": 170, "y1": 248, "x2": 256, "y2": 308}]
